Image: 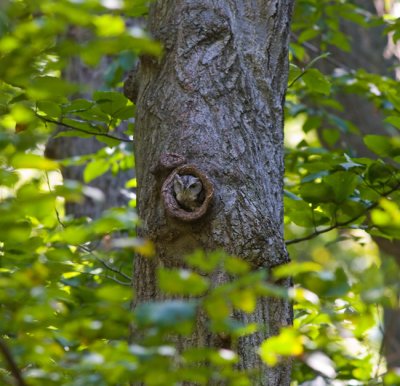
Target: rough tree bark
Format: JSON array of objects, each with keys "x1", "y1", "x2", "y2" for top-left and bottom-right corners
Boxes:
[
  {"x1": 129, "y1": 1, "x2": 294, "y2": 385},
  {"x1": 315, "y1": 0, "x2": 400, "y2": 369}
]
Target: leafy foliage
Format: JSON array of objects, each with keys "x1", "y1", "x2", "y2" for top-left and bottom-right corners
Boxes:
[
  {"x1": 286, "y1": 0, "x2": 400, "y2": 384},
  {"x1": 1, "y1": 0, "x2": 400, "y2": 385}
]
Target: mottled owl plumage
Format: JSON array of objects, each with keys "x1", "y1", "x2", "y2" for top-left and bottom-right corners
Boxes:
[{"x1": 173, "y1": 174, "x2": 203, "y2": 211}]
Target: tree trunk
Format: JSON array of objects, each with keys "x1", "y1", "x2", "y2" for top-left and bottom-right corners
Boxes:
[{"x1": 132, "y1": 1, "x2": 294, "y2": 384}]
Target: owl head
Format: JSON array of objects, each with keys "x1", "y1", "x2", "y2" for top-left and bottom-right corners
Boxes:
[{"x1": 173, "y1": 174, "x2": 203, "y2": 210}]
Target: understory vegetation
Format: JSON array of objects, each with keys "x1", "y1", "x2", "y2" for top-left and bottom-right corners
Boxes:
[{"x1": 1, "y1": 1, "x2": 400, "y2": 385}]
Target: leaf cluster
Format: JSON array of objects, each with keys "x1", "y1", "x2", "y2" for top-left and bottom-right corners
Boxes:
[
  {"x1": 286, "y1": 0, "x2": 400, "y2": 384},
  {"x1": 2, "y1": 0, "x2": 400, "y2": 385}
]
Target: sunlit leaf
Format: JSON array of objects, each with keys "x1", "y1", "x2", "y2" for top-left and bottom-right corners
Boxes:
[
  {"x1": 259, "y1": 327, "x2": 304, "y2": 366},
  {"x1": 11, "y1": 153, "x2": 59, "y2": 170},
  {"x1": 84, "y1": 159, "x2": 110, "y2": 182},
  {"x1": 158, "y1": 269, "x2": 209, "y2": 296},
  {"x1": 302, "y1": 69, "x2": 331, "y2": 95}
]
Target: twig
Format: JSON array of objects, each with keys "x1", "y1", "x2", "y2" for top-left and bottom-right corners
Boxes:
[
  {"x1": 375, "y1": 305, "x2": 385, "y2": 380},
  {"x1": 45, "y1": 172, "x2": 66, "y2": 228},
  {"x1": 79, "y1": 244, "x2": 132, "y2": 282},
  {"x1": 0, "y1": 338, "x2": 27, "y2": 386},
  {"x1": 105, "y1": 275, "x2": 132, "y2": 286},
  {"x1": 38, "y1": 115, "x2": 133, "y2": 143},
  {"x1": 286, "y1": 183, "x2": 400, "y2": 245},
  {"x1": 291, "y1": 33, "x2": 354, "y2": 73},
  {"x1": 63, "y1": 268, "x2": 131, "y2": 286},
  {"x1": 95, "y1": 256, "x2": 132, "y2": 282},
  {"x1": 288, "y1": 51, "x2": 331, "y2": 88}
]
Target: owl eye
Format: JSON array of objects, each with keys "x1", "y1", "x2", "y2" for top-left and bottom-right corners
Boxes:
[
  {"x1": 173, "y1": 175, "x2": 184, "y2": 192},
  {"x1": 189, "y1": 181, "x2": 202, "y2": 194}
]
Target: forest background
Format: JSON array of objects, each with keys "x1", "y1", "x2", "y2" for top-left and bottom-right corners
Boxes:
[{"x1": 1, "y1": 0, "x2": 400, "y2": 385}]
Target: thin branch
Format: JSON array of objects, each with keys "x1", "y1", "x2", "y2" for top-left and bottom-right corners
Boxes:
[
  {"x1": 45, "y1": 172, "x2": 66, "y2": 228},
  {"x1": 95, "y1": 256, "x2": 132, "y2": 282},
  {"x1": 80, "y1": 269, "x2": 131, "y2": 285},
  {"x1": 287, "y1": 71, "x2": 305, "y2": 89},
  {"x1": 375, "y1": 305, "x2": 385, "y2": 380},
  {"x1": 0, "y1": 338, "x2": 27, "y2": 386},
  {"x1": 38, "y1": 115, "x2": 133, "y2": 143},
  {"x1": 79, "y1": 244, "x2": 132, "y2": 282},
  {"x1": 285, "y1": 183, "x2": 400, "y2": 245},
  {"x1": 287, "y1": 51, "x2": 331, "y2": 88},
  {"x1": 291, "y1": 33, "x2": 354, "y2": 73},
  {"x1": 105, "y1": 275, "x2": 132, "y2": 286}
]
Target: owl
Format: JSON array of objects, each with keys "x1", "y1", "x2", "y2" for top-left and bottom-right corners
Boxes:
[{"x1": 173, "y1": 174, "x2": 203, "y2": 211}]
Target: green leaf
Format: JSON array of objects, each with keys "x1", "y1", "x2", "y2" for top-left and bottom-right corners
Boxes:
[
  {"x1": 55, "y1": 129, "x2": 92, "y2": 139},
  {"x1": 224, "y1": 257, "x2": 251, "y2": 275},
  {"x1": 335, "y1": 200, "x2": 365, "y2": 223},
  {"x1": 185, "y1": 250, "x2": 224, "y2": 273},
  {"x1": 384, "y1": 115, "x2": 400, "y2": 129},
  {"x1": 84, "y1": 159, "x2": 110, "y2": 182},
  {"x1": 59, "y1": 225, "x2": 92, "y2": 245},
  {"x1": 37, "y1": 100, "x2": 62, "y2": 118},
  {"x1": 93, "y1": 91, "x2": 130, "y2": 116},
  {"x1": 385, "y1": 371, "x2": 400, "y2": 385},
  {"x1": 204, "y1": 295, "x2": 231, "y2": 321},
  {"x1": 285, "y1": 198, "x2": 329, "y2": 227},
  {"x1": 299, "y1": 182, "x2": 334, "y2": 204},
  {"x1": 0, "y1": 169, "x2": 19, "y2": 187},
  {"x1": 62, "y1": 99, "x2": 94, "y2": 113},
  {"x1": 1, "y1": 220, "x2": 32, "y2": 244},
  {"x1": 125, "y1": 0, "x2": 150, "y2": 16},
  {"x1": 321, "y1": 128, "x2": 340, "y2": 146},
  {"x1": 231, "y1": 289, "x2": 256, "y2": 313},
  {"x1": 366, "y1": 161, "x2": 394, "y2": 184},
  {"x1": 60, "y1": 117, "x2": 106, "y2": 135},
  {"x1": 10, "y1": 103, "x2": 35, "y2": 124},
  {"x1": 324, "y1": 171, "x2": 359, "y2": 203},
  {"x1": 97, "y1": 285, "x2": 132, "y2": 302},
  {"x1": 11, "y1": 153, "x2": 59, "y2": 170},
  {"x1": 364, "y1": 135, "x2": 400, "y2": 157},
  {"x1": 329, "y1": 30, "x2": 351, "y2": 51},
  {"x1": 135, "y1": 300, "x2": 197, "y2": 333},
  {"x1": 288, "y1": 63, "x2": 302, "y2": 87},
  {"x1": 274, "y1": 262, "x2": 322, "y2": 279},
  {"x1": 371, "y1": 198, "x2": 400, "y2": 237},
  {"x1": 290, "y1": 42, "x2": 306, "y2": 61},
  {"x1": 298, "y1": 28, "x2": 320, "y2": 43},
  {"x1": 303, "y1": 115, "x2": 322, "y2": 133},
  {"x1": 93, "y1": 15, "x2": 125, "y2": 37},
  {"x1": 96, "y1": 135, "x2": 121, "y2": 147},
  {"x1": 158, "y1": 269, "x2": 209, "y2": 296},
  {"x1": 259, "y1": 327, "x2": 303, "y2": 366},
  {"x1": 340, "y1": 154, "x2": 364, "y2": 170},
  {"x1": 28, "y1": 76, "x2": 77, "y2": 100},
  {"x1": 112, "y1": 105, "x2": 135, "y2": 120},
  {"x1": 303, "y1": 69, "x2": 331, "y2": 95}
]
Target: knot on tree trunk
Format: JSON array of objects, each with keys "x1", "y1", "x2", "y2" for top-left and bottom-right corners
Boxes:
[
  {"x1": 162, "y1": 164, "x2": 214, "y2": 222},
  {"x1": 123, "y1": 66, "x2": 139, "y2": 103},
  {"x1": 150, "y1": 152, "x2": 187, "y2": 176}
]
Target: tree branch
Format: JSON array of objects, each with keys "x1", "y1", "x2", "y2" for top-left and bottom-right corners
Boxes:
[
  {"x1": 291, "y1": 33, "x2": 354, "y2": 73},
  {"x1": 95, "y1": 256, "x2": 132, "y2": 282},
  {"x1": 78, "y1": 244, "x2": 132, "y2": 282},
  {"x1": 38, "y1": 115, "x2": 133, "y2": 143},
  {"x1": 287, "y1": 51, "x2": 331, "y2": 88},
  {"x1": 285, "y1": 183, "x2": 400, "y2": 245},
  {"x1": 0, "y1": 338, "x2": 27, "y2": 386}
]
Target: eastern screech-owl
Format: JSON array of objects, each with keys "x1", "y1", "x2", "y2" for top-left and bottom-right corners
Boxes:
[{"x1": 173, "y1": 174, "x2": 203, "y2": 211}]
